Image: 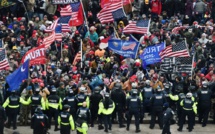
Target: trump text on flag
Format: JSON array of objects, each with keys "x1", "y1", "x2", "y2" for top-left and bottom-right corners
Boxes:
[
  {"x1": 140, "y1": 43, "x2": 165, "y2": 65},
  {"x1": 52, "y1": 0, "x2": 79, "y2": 4},
  {"x1": 24, "y1": 48, "x2": 46, "y2": 62}
]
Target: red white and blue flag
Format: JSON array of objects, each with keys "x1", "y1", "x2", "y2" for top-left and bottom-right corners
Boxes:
[
  {"x1": 58, "y1": 16, "x2": 71, "y2": 32},
  {"x1": 69, "y1": 2, "x2": 84, "y2": 26},
  {"x1": 0, "y1": 48, "x2": 10, "y2": 70},
  {"x1": 97, "y1": 2, "x2": 124, "y2": 24},
  {"x1": 44, "y1": 18, "x2": 59, "y2": 33},
  {"x1": 123, "y1": 19, "x2": 150, "y2": 34},
  {"x1": 60, "y1": 5, "x2": 72, "y2": 16}
]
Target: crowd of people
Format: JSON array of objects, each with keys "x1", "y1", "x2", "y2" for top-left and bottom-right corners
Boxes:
[{"x1": 0, "y1": 0, "x2": 215, "y2": 134}]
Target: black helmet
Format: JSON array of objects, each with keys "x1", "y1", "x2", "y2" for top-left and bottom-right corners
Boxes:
[
  {"x1": 175, "y1": 85, "x2": 183, "y2": 93},
  {"x1": 11, "y1": 90, "x2": 16, "y2": 93},
  {"x1": 35, "y1": 88, "x2": 40, "y2": 93},
  {"x1": 51, "y1": 87, "x2": 57, "y2": 93},
  {"x1": 114, "y1": 82, "x2": 122, "y2": 89},
  {"x1": 164, "y1": 83, "x2": 170, "y2": 89},
  {"x1": 63, "y1": 104, "x2": 70, "y2": 111},
  {"x1": 189, "y1": 86, "x2": 195, "y2": 91},
  {"x1": 104, "y1": 93, "x2": 110, "y2": 98},
  {"x1": 68, "y1": 89, "x2": 74, "y2": 96},
  {"x1": 35, "y1": 107, "x2": 43, "y2": 113},
  {"x1": 131, "y1": 89, "x2": 138, "y2": 96},
  {"x1": 94, "y1": 86, "x2": 101, "y2": 93}
]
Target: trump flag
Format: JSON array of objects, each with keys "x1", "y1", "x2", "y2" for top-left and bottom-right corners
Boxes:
[
  {"x1": 140, "y1": 43, "x2": 165, "y2": 66},
  {"x1": 108, "y1": 39, "x2": 139, "y2": 59}
]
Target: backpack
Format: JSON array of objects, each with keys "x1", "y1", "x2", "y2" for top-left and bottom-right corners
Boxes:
[{"x1": 89, "y1": 76, "x2": 103, "y2": 90}]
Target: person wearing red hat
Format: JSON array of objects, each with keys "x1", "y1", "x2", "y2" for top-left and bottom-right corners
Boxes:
[
  {"x1": 150, "y1": 74, "x2": 164, "y2": 90},
  {"x1": 39, "y1": 82, "x2": 50, "y2": 103}
]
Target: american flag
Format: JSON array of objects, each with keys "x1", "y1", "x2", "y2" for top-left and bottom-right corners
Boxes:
[
  {"x1": 43, "y1": 32, "x2": 56, "y2": 48},
  {"x1": 122, "y1": 43, "x2": 136, "y2": 50},
  {"x1": 60, "y1": 5, "x2": 72, "y2": 16},
  {"x1": 159, "y1": 41, "x2": 189, "y2": 59},
  {"x1": 0, "y1": 41, "x2": 10, "y2": 70},
  {"x1": 55, "y1": 25, "x2": 62, "y2": 42},
  {"x1": 97, "y1": 2, "x2": 123, "y2": 24},
  {"x1": 160, "y1": 57, "x2": 174, "y2": 74},
  {"x1": 123, "y1": 19, "x2": 150, "y2": 34},
  {"x1": 175, "y1": 57, "x2": 193, "y2": 75},
  {"x1": 70, "y1": 2, "x2": 81, "y2": 22},
  {"x1": 58, "y1": 16, "x2": 71, "y2": 32},
  {"x1": 44, "y1": 18, "x2": 59, "y2": 33},
  {"x1": 112, "y1": 8, "x2": 126, "y2": 20},
  {"x1": 172, "y1": 26, "x2": 194, "y2": 34}
]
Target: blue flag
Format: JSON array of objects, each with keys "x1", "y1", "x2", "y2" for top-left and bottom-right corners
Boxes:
[
  {"x1": 6, "y1": 59, "x2": 29, "y2": 91},
  {"x1": 108, "y1": 39, "x2": 140, "y2": 59},
  {"x1": 140, "y1": 43, "x2": 165, "y2": 66}
]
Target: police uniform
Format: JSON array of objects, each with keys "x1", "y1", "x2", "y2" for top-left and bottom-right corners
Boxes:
[
  {"x1": 149, "y1": 88, "x2": 166, "y2": 129},
  {"x1": 76, "y1": 114, "x2": 88, "y2": 134},
  {"x1": 197, "y1": 82, "x2": 213, "y2": 127},
  {"x1": 31, "y1": 107, "x2": 49, "y2": 134},
  {"x1": 89, "y1": 87, "x2": 103, "y2": 127},
  {"x1": 141, "y1": 83, "x2": 153, "y2": 118},
  {"x1": 62, "y1": 90, "x2": 77, "y2": 120},
  {"x1": 0, "y1": 105, "x2": 6, "y2": 134},
  {"x1": 58, "y1": 105, "x2": 75, "y2": 134},
  {"x1": 3, "y1": 90, "x2": 28, "y2": 130},
  {"x1": 178, "y1": 93, "x2": 197, "y2": 132},
  {"x1": 76, "y1": 87, "x2": 90, "y2": 108},
  {"x1": 162, "y1": 103, "x2": 174, "y2": 134},
  {"x1": 169, "y1": 92, "x2": 186, "y2": 125},
  {"x1": 126, "y1": 90, "x2": 141, "y2": 133},
  {"x1": 76, "y1": 106, "x2": 91, "y2": 124},
  {"x1": 46, "y1": 88, "x2": 62, "y2": 131},
  {"x1": 98, "y1": 93, "x2": 115, "y2": 133},
  {"x1": 111, "y1": 86, "x2": 126, "y2": 127},
  {"x1": 27, "y1": 88, "x2": 46, "y2": 116}
]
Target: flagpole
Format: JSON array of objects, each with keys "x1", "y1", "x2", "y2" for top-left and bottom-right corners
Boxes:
[
  {"x1": 81, "y1": 39, "x2": 83, "y2": 68},
  {"x1": 61, "y1": 41, "x2": 63, "y2": 60},
  {"x1": 147, "y1": 19, "x2": 151, "y2": 35},
  {"x1": 191, "y1": 52, "x2": 195, "y2": 80},
  {"x1": 80, "y1": 0, "x2": 89, "y2": 31},
  {"x1": 19, "y1": 0, "x2": 30, "y2": 21}
]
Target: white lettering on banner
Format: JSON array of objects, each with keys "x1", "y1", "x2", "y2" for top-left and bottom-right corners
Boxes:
[
  {"x1": 144, "y1": 45, "x2": 162, "y2": 55},
  {"x1": 24, "y1": 48, "x2": 46, "y2": 62},
  {"x1": 52, "y1": 0, "x2": 79, "y2": 4}
]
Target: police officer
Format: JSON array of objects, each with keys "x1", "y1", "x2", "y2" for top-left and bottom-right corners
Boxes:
[
  {"x1": 162, "y1": 82, "x2": 172, "y2": 105},
  {"x1": 126, "y1": 89, "x2": 141, "y2": 133},
  {"x1": 3, "y1": 90, "x2": 28, "y2": 130},
  {"x1": 31, "y1": 107, "x2": 49, "y2": 134},
  {"x1": 76, "y1": 102, "x2": 91, "y2": 124},
  {"x1": 169, "y1": 85, "x2": 185, "y2": 125},
  {"x1": 89, "y1": 86, "x2": 103, "y2": 128},
  {"x1": 98, "y1": 93, "x2": 115, "y2": 133},
  {"x1": 76, "y1": 113, "x2": 88, "y2": 134},
  {"x1": 162, "y1": 102, "x2": 174, "y2": 134},
  {"x1": 62, "y1": 89, "x2": 77, "y2": 120},
  {"x1": 76, "y1": 87, "x2": 90, "y2": 108},
  {"x1": 178, "y1": 93, "x2": 197, "y2": 132},
  {"x1": 0, "y1": 104, "x2": 6, "y2": 134},
  {"x1": 27, "y1": 88, "x2": 46, "y2": 116},
  {"x1": 141, "y1": 80, "x2": 154, "y2": 122},
  {"x1": 197, "y1": 81, "x2": 213, "y2": 127},
  {"x1": 58, "y1": 104, "x2": 75, "y2": 134},
  {"x1": 46, "y1": 88, "x2": 62, "y2": 131},
  {"x1": 111, "y1": 83, "x2": 126, "y2": 128},
  {"x1": 149, "y1": 86, "x2": 166, "y2": 129}
]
